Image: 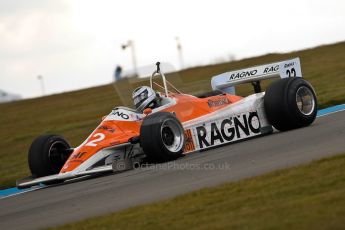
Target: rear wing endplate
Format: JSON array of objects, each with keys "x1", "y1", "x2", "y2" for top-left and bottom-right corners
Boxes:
[{"x1": 211, "y1": 58, "x2": 302, "y2": 93}]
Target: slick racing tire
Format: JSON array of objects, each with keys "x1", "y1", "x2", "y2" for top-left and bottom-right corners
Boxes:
[
  {"x1": 264, "y1": 77, "x2": 317, "y2": 131},
  {"x1": 28, "y1": 135, "x2": 71, "y2": 183},
  {"x1": 140, "y1": 112, "x2": 185, "y2": 162}
]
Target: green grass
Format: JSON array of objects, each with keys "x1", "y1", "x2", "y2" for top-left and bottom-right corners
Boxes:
[
  {"x1": 1, "y1": 41, "x2": 345, "y2": 189},
  {"x1": 49, "y1": 153, "x2": 345, "y2": 230}
]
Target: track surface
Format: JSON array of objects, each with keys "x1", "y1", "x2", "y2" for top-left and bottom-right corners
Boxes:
[{"x1": 1, "y1": 111, "x2": 345, "y2": 230}]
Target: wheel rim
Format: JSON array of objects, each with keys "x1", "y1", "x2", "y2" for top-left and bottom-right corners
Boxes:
[
  {"x1": 48, "y1": 141, "x2": 68, "y2": 171},
  {"x1": 161, "y1": 119, "x2": 184, "y2": 152},
  {"x1": 296, "y1": 86, "x2": 315, "y2": 116}
]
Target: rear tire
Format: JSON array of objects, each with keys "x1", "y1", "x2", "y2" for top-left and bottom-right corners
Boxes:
[
  {"x1": 28, "y1": 135, "x2": 71, "y2": 183},
  {"x1": 140, "y1": 112, "x2": 185, "y2": 162},
  {"x1": 264, "y1": 78, "x2": 317, "y2": 131}
]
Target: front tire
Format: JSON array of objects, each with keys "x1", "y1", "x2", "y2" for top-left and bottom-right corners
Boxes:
[
  {"x1": 264, "y1": 78, "x2": 317, "y2": 131},
  {"x1": 28, "y1": 135, "x2": 71, "y2": 181},
  {"x1": 140, "y1": 112, "x2": 185, "y2": 162}
]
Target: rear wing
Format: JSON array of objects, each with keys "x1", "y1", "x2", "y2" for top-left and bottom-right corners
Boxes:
[{"x1": 211, "y1": 58, "x2": 302, "y2": 93}]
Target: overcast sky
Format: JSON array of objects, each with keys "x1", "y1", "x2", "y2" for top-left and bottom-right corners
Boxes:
[{"x1": 1, "y1": 0, "x2": 344, "y2": 98}]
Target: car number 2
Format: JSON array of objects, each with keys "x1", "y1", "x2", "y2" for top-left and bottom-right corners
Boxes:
[{"x1": 85, "y1": 133, "x2": 105, "y2": 147}]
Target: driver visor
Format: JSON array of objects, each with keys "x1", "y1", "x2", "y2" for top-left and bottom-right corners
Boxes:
[{"x1": 134, "y1": 89, "x2": 148, "y2": 105}]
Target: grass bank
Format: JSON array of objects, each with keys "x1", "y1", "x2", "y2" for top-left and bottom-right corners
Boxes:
[{"x1": 50, "y1": 153, "x2": 345, "y2": 230}]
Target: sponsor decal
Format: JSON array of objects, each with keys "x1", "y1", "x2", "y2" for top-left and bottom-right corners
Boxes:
[
  {"x1": 129, "y1": 113, "x2": 142, "y2": 120},
  {"x1": 98, "y1": 125, "x2": 115, "y2": 133},
  {"x1": 284, "y1": 62, "x2": 295, "y2": 68},
  {"x1": 195, "y1": 111, "x2": 261, "y2": 149},
  {"x1": 228, "y1": 69, "x2": 258, "y2": 81},
  {"x1": 183, "y1": 129, "x2": 195, "y2": 153},
  {"x1": 68, "y1": 151, "x2": 87, "y2": 163},
  {"x1": 111, "y1": 109, "x2": 129, "y2": 120},
  {"x1": 263, "y1": 65, "x2": 279, "y2": 74},
  {"x1": 70, "y1": 151, "x2": 87, "y2": 159},
  {"x1": 69, "y1": 159, "x2": 84, "y2": 163},
  {"x1": 106, "y1": 108, "x2": 143, "y2": 121},
  {"x1": 208, "y1": 97, "x2": 229, "y2": 107}
]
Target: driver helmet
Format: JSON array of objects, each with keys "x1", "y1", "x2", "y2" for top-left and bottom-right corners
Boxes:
[{"x1": 132, "y1": 86, "x2": 157, "y2": 112}]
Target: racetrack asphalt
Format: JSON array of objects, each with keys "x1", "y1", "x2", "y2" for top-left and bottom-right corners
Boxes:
[{"x1": 1, "y1": 110, "x2": 345, "y2": 230}]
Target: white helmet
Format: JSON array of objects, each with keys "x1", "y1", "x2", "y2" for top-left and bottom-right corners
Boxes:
[{"x1": 132, "y1": 86, "x2": 157, "y2": 112}]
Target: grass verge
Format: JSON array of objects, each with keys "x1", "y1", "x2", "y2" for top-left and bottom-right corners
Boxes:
[
  {"x1": 1, "y1": 41, "x2": 345, "y2": 188},
  {"x1": 49, "y1": 153, "x2": 345, "y2": 230}
]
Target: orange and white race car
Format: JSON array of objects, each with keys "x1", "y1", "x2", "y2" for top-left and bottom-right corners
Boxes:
[{"x1": 17, "y1": 58, "x2": 317, "y2": 188}]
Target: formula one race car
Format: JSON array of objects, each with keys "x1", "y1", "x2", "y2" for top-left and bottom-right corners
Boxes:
[{"x1": 17, "y1": 58, "x2": 317, "y2": 188}]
